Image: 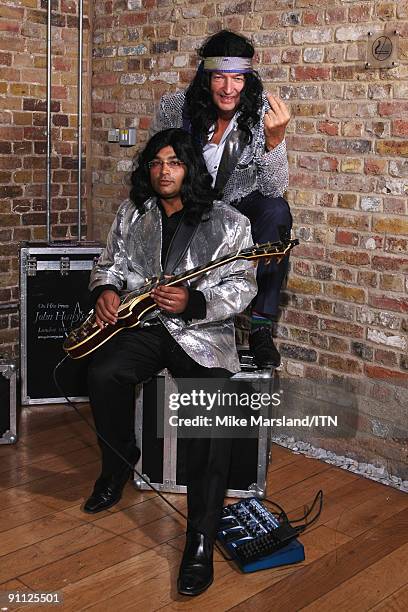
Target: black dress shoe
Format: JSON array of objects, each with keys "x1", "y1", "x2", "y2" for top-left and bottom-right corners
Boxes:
[
  {"x1": 249, "y1": 326, "x2": 281, "y2": 368},
  {"x1": 177, "y1": 532, "x2": 214, "y2": 596},
  {"x1": 83, "y1": 447, "x2": 141, "y2": 514}
]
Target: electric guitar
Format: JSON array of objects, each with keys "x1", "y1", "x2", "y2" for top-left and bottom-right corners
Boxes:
[{"x1": 63, "y1": 238, "x2": 298, "y2": 359}]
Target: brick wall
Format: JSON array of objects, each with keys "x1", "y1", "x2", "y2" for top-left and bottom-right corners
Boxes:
[
  {"x1": 90, "y1": 0, "x2": 408, "y2": 476},
  {"x1": 0, "y1": 0, "x2": 91, "y2": 357}
]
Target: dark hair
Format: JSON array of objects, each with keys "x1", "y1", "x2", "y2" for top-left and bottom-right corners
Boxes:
[
  {"x1": 130, "y1": 128, "x2": 217, "y2": 225},
  {"x1": 185, "y1": 30, "x2": 263, "y2": 143}
]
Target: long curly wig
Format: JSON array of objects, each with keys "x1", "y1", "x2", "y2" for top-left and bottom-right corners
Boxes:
[
  {"x1": 130, "y1": 128, "x2": 218, "y2": 225},
  {"x1": 185, "y1": 30, "x2": 263, "y2": 144}
]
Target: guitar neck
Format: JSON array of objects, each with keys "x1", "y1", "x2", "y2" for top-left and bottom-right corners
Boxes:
[
  {"x1": 161, "y1": 239, "x2": 295, "y2": 286},
  {"x1": 167, "y1": 252, "x2": 244, "y2": 286},
  {"x1": 123, "y1": 239, "x2": 296, "y2": 302}
]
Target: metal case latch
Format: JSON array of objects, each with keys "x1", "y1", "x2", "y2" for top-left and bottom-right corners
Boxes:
[
  {"x1": 26, "y1": 255, "x2": 37, "y2": 277},
  {"x1": 60, "y1": 256, "x2": 70, "y2": 276},
  {"x1": 248, "y1": 483, "x2": 265, "y2": 499}
]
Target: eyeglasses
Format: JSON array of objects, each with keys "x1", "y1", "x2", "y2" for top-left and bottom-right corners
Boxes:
[{"x1": 148, "y1": 159, "x2": 185, "y2": 170}]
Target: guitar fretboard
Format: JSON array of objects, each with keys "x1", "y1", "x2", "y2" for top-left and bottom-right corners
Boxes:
[{"x1": 121, "y1": 239, "x2": 297, "y2": 305}]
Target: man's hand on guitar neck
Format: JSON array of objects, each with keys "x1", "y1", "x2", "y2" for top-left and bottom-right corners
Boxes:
[
  {"x1": 151, "y1": 283, "x2": 189, "y2": 314},
  {"x1": 95, "y1": 290, "x2": 120, "y2": 329}
]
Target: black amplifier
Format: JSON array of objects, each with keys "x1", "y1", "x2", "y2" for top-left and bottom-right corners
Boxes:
[
  {"x1": 134, "y1": 369, "x2": 277, "y2": 498},
  {"x1": 20, "y1": 243, "x2": 103, "y2": 405}
]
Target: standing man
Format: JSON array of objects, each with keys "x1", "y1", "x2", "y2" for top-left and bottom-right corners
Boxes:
[
  {"x1": 84, "y1": 128, "x2": 257, "y2": 596},
  {"x1": 154, "y1": 30, "x2": 291, "y2": 368}
]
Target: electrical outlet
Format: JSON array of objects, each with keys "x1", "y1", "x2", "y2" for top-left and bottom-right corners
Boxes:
[{"x1": 119, "y1": 128, "x2": 136, "y2": 146}]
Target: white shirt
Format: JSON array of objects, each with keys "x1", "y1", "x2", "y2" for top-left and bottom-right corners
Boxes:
[{"x1": 202, "y1": 115, "x2": 238, "y2": 186}]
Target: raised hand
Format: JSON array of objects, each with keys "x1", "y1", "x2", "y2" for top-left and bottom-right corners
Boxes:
[{"x1": 264, "y1": 93, "x2": 291, "y2": 151}]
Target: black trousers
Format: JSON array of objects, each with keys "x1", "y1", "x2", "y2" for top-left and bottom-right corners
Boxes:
[
  {"x1": 235, "y1": 192, "x2": 293, "y2": 318},
  {"x1": 87, "y1": 323, "x2": 232, "y2": 541}
]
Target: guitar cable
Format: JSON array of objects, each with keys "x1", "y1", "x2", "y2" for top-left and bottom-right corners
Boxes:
[
  {"x1": 53, "y1": 356, "x2": 192, "y2": 523},
  {"x1": 263, "y1": 490, "x2": 323, "y2": 532}
]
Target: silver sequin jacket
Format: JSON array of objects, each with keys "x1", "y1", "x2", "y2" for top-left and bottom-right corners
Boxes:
[
  {"x1": 153, "y1": 90, "x2": 289, "y2": 204},
  {"x1": 89, "y1": 198, "x2": 257, "y2": 373}
]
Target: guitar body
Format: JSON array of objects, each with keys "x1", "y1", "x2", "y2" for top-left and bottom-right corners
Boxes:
[{"x1": 63, "y1": 292, "x2": 156, "y2": 359}]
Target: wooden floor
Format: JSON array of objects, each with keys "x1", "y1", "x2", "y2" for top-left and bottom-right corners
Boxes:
[{"x1": 1, "y1": 403, "x2": 407, "y2": 612}]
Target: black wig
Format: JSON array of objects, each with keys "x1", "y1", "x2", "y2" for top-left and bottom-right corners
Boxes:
[
  {"x1": 185, "y1": 30, "x2": 263, "y2": 143},
  {"x1": 130, "y1": 128, "x2": 218, "y2": 225}
]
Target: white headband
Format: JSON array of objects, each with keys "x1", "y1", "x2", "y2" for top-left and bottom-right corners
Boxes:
[{"x1": 203, "y1": 56, "x2": 253, "y2": 73}]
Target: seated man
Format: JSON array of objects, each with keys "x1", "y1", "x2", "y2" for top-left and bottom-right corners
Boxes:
[
  {"x1": 84, "y1": 128, "x2": 257, "y2": 596},
  {"x1": 153, "y1": 30, "x2": 292, "y2": 368}
]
